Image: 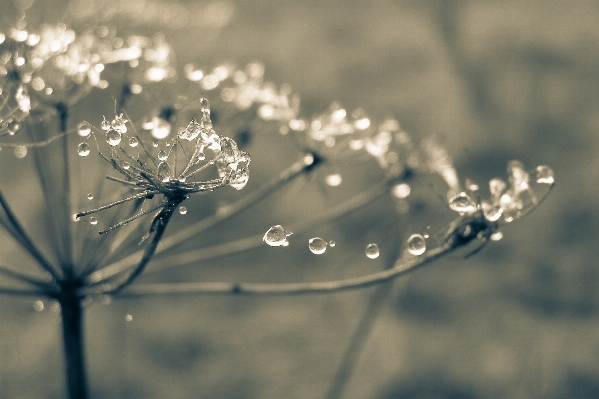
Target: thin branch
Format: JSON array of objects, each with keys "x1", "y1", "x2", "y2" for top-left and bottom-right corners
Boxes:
[
  {"x1": 0, "y1": 264, "x2": 53, "y2": 288},
  {"x1": 92, "y1": 243, "x2": 453, "y2": 297},
  {"x1": 0, "y1": 190, "x2": 61, "y2": 280},
  {"x1": 0, "y1": 286, "x2": 48, "y2": 297},
  {"x1": 85, "y1": 154, "x2": 320, "y2": 284}
]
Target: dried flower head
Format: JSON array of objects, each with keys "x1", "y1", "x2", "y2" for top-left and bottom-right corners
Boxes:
[{"x1": 76, "y1": 98, "x2": 250, "y2": 235}]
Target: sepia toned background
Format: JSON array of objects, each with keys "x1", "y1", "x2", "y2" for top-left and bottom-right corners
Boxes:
[{"x1": 0, "y1": 0, "x2": 597, "y2": 398}]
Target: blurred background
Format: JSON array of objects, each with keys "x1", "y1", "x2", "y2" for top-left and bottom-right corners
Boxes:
[{"x1": 0, "y1": 0, "x2": 597, "y2": 398}]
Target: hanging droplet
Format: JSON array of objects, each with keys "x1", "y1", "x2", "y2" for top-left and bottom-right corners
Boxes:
[
  {"x1": 325, "y1": 173, "x2": 342, "y2": 187},
  {"x1": 179, "y1": 206, "x2": 187, "y2": 215},
  {"x1": 106, "y1": 130, "x2": 121, "y2": 146},
  {"x1": 199, "y1": 97, "x2": 210, "y2": 119},
  {"x1": 90, "y1": 217, "x2": 98, "y2": 225},
  {"x1": 263, "y1": 225, "x2": 292, "y2": 247},
  {"x1": 157, "y1": 150, "x2": 168, "y2": 161},
  {"x1": 77, "y1": 142, "x2": 90, "y2": 156},
  {"x1": 448, "y1": 192, "x2": 476, "y2": 214},
  {"x1": 157, "y1": 161, "x2": 171, "y2": 182},
  {"x1": 407, "y1": 234, "x2": 426, "y2": 256},
  {"x1": 308, "y1": 237, "x2": 327, "y2": 254},
  {"x1": 328, "y1": 240, "x2": 336, "y2": 247},
  {"x1": 490, "y1": 231, "x2": 503, "y2": 241},
  {"x1": 128, "y1": 137, "x2": 139, "y2": 147},
  {"x1": 111, "y1": 115, "x2": 127, "y2": 133},
  {"x1": 87, "y1": 193, "x2": 93, "y2": 200},
  {"x1": 365, "y1": 243, "x2": 380, "y2": 259},
  {"x1": 77, "y1": 122, "x2": 91, "y2": 137},
  {"x1": 535, "y1": 165, "x2": 554, "y2": 185}
]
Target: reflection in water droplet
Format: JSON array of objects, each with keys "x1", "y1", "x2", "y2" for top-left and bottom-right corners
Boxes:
[
  {"x1": 365, "y1": 243, "x2": 380, "y2": 259},
  {"x1": 90, "y1": 217, "x2": 98, "y2": 225},
  {"x1": 179, "y1": 206, "x2": 187, "y2": 215},
  {"x1": 535, "y1": 165, "x2": 554, "y2": 185},
  {"x1": 448, "y1": 192, "x2": 476, "y2": 214},
  {"x1": 87, "y1": 193, "x2": 93, "y2": 200},
  {"x1": 106, "y1": 130, "x2": 121, "y2": 146},
  {"x1": 263, "y1": 225, "x2": 292, "y2": 247},
  {"x1": 325, "y1": 173, "x2": 342, "y2": 187},
  {"x1": 309, "y1": 237, "x2": 327, "y2": 254},
  {"x1": 407, "y1": 234, "x2": 426, "y2": 256},
  {"x1": 78, "y1": 142, "x2": 90, "y2": 156}
]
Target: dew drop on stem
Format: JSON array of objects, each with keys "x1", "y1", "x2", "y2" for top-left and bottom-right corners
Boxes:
[
  {"x1": 179, "y1": 206, "x2": 187, "y2": 215},
  {"x1": 365, "y1": 243, "x2": 380, "y2": 259},
  {"x1": 77, "y1": 142, "x2": 90, "y2": 156},
  {"x1": 263, "y1": 225, "x2": 292, "y2": 247},
  {"x1": 407, "y1": 234, "x2": 426, "y2": 256}
]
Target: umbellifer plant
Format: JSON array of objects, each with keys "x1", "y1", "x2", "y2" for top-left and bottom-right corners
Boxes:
[{"x1": 0, "y1": 6, "x2": 554, "y2": 399}]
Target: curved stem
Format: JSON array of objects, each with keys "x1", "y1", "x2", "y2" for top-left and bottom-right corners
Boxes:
[
  {"x1": 59, "y1": 290, "x2": 89, "y2": 399},
  {"x1": 94, "y1": 243, "x2": 453, "y2": 297}
]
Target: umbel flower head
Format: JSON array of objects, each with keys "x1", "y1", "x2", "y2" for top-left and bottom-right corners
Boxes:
[{"x1": 76, "y1": 97, "x2": 250, "y2": 235}]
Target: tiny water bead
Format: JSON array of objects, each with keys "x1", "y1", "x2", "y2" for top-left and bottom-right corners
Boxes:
[
  {"x1": 157, "y1": 150, "x2": 168, "y2": 161},
  {"x1": 365, "y1": 243, "x2": 380, "y2": 259},
  {"x1": 309, "y1": 237, "x2": 327, "y2": 254},
  {"x1": 125, "y1": 314, "x2": 133, "y2": 322},
  {"x1": 179, "y1": 206, "x2": 187, "y2": 215},
  {"x1": 77, "y1": 122, "x2": 91, "y2": 137},
  {"x1": 536, "y1": 165, "x2": 554, "y2": 185},
  {"x1": 87, "y1": 193, "x2": 93, "y2": 200},
  {"x1": 14, "y1": 146, "x2": 27, "y2": 159},
  {"x1": 407, "y1": 234, "x2": 426, "y2": 256},
  {"x1": 263, "y1": 225, "x2": 292, "y2": 247},
  {"x1": 128, "y1": 137, "x2": 139, "y2": 147},
  {"x1": 122, "y1": 162, "x2": 130, "y2": 170},
  {"x1": 90, "y1": 217, "x2": 98, "y2": 225},
  {"x1": 328, "y1": 240, "x2": 336, "y2": 247}
]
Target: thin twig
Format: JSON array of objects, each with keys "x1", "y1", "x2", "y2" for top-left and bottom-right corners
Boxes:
[
  {"x1": 90, "y1": 243, "x2": 452, "y2": 297},
  {"x1": 0, "y1": 264, "x2": 52, "y2": 288}
]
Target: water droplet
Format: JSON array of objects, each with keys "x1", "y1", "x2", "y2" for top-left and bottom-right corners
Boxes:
[
  {"x1": 448, "y1": 192, "x2": 476, "y2": 214},
  {"x1": 407, "y1": 234, "x2": 426, "y2": 256},
  {"x1": 490, "y1": 231, "x2": 503, "y2": 241},
  {"x1": 125, "y1": 314, "x2": 133, "y2": 322},
  {"x1": 122, "y1": 162, "x2": 130, "y2": 170},
  {"x1": 263, "y1": 225, "x2": 292, "y2": 247},
  {"x1": 77, "y1": 142, "x2": 90, "y2": 156},
  {"x1": 72, "y1": 214, "x2": 80, "y2": 222},
  {"x1": 535, "y1": 165, "x2": 554, "y2": 185},
  {"x1": 328, "y1": 240, "x2": 336, "y2": 247},
  {"x1": 14, "y1": 146, "x2": 27, "y2": 159},
  {"x1": 157, "y1": 150, "x2": 168, "y2": 161},
  {"x1": 325, "y1": 173, "x2": 342, "y2": 187},
  {"x1": 101, "y1": 118, "x2": 111, "y2": 131},
  {"x1": 179, "y1": 206, "x2": 187, "y2": 215},
  {"x1": 178, "y1": 118, "x2": 201, "y2": 141},
  {"x1": 392, "y1": 183, "x2": 411, "y2": 199},
  {"x1": 77, "y1": 122, "x2": 91, "y2": 137},
  {"x1": 111, "y1": 115, "x2": 127, "y2": 133},
  {"x1": 128, "y1": 137, "x2": 139, "y2": 147},
  {"x1": 33, "y1": 300, "x2": 44, "y2": 312},
  {"x1": 157, "y1": 161, "x2": 171, "y2": 182},
  {"x1": 106, "y1": 130, "x2": 121, "y2": 146},
  {"x1": 87, "y1": 193, "x2": 93, "y2": 200},
  {"x1": 152, "y1": 141, "x2": 159, "y2": 148},
  {"x1": 365, "y1": 243, "x2": 380, "y2": 259},
  {"x1": 309, "y1": 237, "x2": 327, "y2": 254},
  {"x1": 90, "y1": 217, "x2": 98, "y2": 225}
]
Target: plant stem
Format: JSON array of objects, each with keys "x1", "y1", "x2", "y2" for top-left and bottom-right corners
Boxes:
[{"x1": 59, "y1": 289, "x2": 89, "y2": 399}]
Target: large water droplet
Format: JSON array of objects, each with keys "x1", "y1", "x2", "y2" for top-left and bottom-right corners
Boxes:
[
  {"x1": 179, "y1": 206, "x2": 187, "y2": 215},
  {"x1": 535, "y1": 165, "x2": 554, "y2": 185},
  {"x1": 14, "y1": 146, "x2": 27, "y2": 158},
  {"x1": 106, "y1": 130, "x2": 121, "y2": 146},
  {"x1": 448, "y1": 192, "x2": 476, "y2": 214},
  {"x1": 309, "y1": 237, "x2": 327, "y2": 254},
  {"x1": 77, "y1": 122, "x2": 91, "y2": 137},
  {"x1": 111, "y1": 115, "x2": 127, "y2": 133},
  {"x1": 365, "y1": 243, "x2": 380, "y2": 259},
  {"x1": 263, "y1": 225, "x2": 292, "y2": 247},
  {"x1": 407, "y1": 234, "x2": 426, "y2": 256},
  {"x1": 157, "y1": 161, "x2": 171, "y2": 182},
  {"x1": 178, "y1": 118, "x2": 201, "y2": 141},
  {"x1": 77, "y1": 142, "x2": 90, "y2": 156}
]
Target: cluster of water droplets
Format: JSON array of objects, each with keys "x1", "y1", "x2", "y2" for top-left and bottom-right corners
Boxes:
[{"x1": 446, "y1": 161, "x2": 554, "y2": 224}]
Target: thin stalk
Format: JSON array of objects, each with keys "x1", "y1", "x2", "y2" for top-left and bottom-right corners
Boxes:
[
  {"x1": 59, "y1": 290, "x2": 89, "y2": 399},
  {"x1": 92, "y1": 243, "x2": 453, "y2": 297},
  {"x1": 57, "y1": 102, "x2": 75, "y2": 271},
  {"x1": 0, "y1": 190, "x2": 61, "y2": 279},
  {"x1": 85, "y1": 154, "x2": 320, "y2": 285},
  {"x1": 0, "y1": 264, "x2": 52, "y2": 288}
]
